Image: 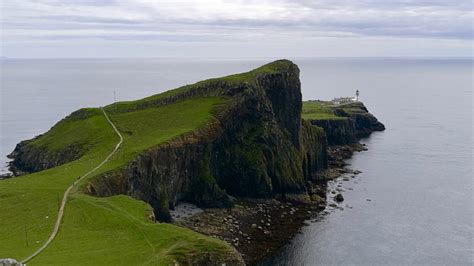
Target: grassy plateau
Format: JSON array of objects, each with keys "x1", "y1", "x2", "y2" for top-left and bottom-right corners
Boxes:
[{"x1": 301, "y1": 101, "x2": 346, "y2": 120}]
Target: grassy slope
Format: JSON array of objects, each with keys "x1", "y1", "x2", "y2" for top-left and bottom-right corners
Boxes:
[
  {"x1": 336, "y1": 102, "x2": 367, "y2": 114},
  {"x1": 29, "y1": 108, "x2": 106, "y2": 152},
  {"x1": 0, "y1": 113, "x2": 118, "y2": 260},
  {"x1": 302, "y1": 101, "x2": 368, "y2": 120},
  {"x1": 301, "y1": 101, "x2": 346, "y2": 120},
  {"x1": 0, "y1": 97, "x2": 234, "y2": 264},
  {"x1": 33, "y1": 194, "x2": 233, "y2": 265}
]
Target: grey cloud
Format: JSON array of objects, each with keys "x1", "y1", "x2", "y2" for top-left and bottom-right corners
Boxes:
[
  {"x1": 2, "y1": 0, "x2": 472, "y2": 43},
  {"x1": 43, "y1": 15, "x2": 143, "y2": 25},
  {"x1": 37, "y1": 0, "x2": 118, "y2": 7},
  {"x1": 295, "y1": 0, "x2": 471, "y2": 9}
]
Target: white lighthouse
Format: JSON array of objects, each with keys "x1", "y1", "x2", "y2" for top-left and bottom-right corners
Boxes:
[{"x1": 355, "y1": 90, "x2": 360, "y2": 101}]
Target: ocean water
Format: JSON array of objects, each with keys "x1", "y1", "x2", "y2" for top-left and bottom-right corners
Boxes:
[{"x1": 0, "y1": 58, "x2": 472, "y2": 264}]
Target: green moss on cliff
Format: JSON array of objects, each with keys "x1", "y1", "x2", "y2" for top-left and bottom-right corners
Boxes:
[
  {"x1": 302, "y1": 101, "x2": 346, "y2": 120},
  {"x1": 183, "y1": 149, "x2": 231, "y2": 208}
]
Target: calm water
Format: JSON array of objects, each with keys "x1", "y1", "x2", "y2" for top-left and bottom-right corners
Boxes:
[{"x1": 0, "y1": 58, "x2": 472, "y2": 264}]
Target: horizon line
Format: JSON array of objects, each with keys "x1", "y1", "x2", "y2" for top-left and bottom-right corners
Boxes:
[{"x1": 1, "y1": 55, "x2": 473, "y2": 60}]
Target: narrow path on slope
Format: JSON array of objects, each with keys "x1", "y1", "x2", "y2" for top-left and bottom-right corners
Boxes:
[{"x1": 21, "y1": 108, "x2": 123, "y2": 264}]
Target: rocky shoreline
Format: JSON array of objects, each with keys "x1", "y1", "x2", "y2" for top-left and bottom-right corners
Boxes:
[{"x1": 174, "y1": 143, "x2": 366, "y2": 265}]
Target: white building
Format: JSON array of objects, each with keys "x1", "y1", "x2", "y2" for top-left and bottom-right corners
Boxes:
[
  {"x1": 332, "y1": 90, "x2": 360, "y2": 105},
  {"x1": 331, "y1": 97, "x2": 356, "y2": 105}
]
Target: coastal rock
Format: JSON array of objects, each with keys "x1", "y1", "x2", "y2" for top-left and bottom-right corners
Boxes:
[
  {"x1": 0, "y1": 258, "x2": 23, "y2": 266},
  {"x1": 309, "y1": 102, "x2": 385, "y2": 145},
  {"x1": 310, "y1": 119, "x2": 357, "y2": 145},
  {"x1": 310, "y1": 194, "x2": 325, "y2": 204},
  {"x1": 334, "y1": 193, "x2": 344, "y2": 202}
]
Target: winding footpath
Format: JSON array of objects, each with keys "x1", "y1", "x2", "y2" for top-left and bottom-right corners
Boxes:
[{"x1": 21, "y1": 108, "x2": 124, "y2": 264}]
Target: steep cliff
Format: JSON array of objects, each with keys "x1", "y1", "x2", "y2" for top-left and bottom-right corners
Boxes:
[
  {"x1": 333, "y1": 102, "x2": 385, "y2": 138},
  {"x1": 303, "y1": 101, "x2": 385, "y2": 145},
  {"x1": 7, "y1": 108, "x2": 102, "y2": 175},
  {"x1": 85, "y1": 60, "x2": 327, "y2": 221},
  {"x1": 309, "y1": 119, "x2": 356, "y2": 145}
]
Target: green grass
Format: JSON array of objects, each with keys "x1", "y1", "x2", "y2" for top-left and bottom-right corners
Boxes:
[
  {"x1": 32, "y1": 194, "x2": 234, "y2": 265},
  {"x1": 301, "y1": 101, "x2": 346, "y2": 120},
  {"x1": 0, "y1": 113, "x2": 118, "y2": 260},
  {"x1": 28, "y1": 108, "x2": 108, "y2": 153},
  {"x1": 337, "y1": 103, "x2": 366, "y2": 114},
  {"x1": 0, "y1": 97, "x2": 236, "y2": 264}
]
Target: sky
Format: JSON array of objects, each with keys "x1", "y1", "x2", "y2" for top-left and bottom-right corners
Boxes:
[{"x1": 1, "y1": 0, "x2": 472, "y2": 58}]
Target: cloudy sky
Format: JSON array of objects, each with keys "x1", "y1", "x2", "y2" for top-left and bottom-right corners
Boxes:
[{"x1": 1, "y1": 0, "x2": 472, "y2": 58}]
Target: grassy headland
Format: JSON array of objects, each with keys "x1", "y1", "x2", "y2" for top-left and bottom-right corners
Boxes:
[
  {"x1": 301, "y1": 101, "x2": 346, "y2": 120},
  {"x1": 0, "y1": 97, "x2": 234, "y2": 264}
]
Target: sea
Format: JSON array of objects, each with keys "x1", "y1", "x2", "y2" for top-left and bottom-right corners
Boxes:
[{"x1": 0, "y1": 57, "x2": 472, "y2": 265}]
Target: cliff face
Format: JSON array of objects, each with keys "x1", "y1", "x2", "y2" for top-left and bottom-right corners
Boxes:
[
  {"x1": 310, "y1": 119, "x2": 356, "y2": 146},
  {"x1": 7, "y1": 108, "x2": 102, "y2": 175},
  {"x1": 309, "y1": 102, "x2": 385, "y2": 145},
  {"x1": 7, "y1": 137, "x2": 76, "y2": 175},
  {"x1": 86, "y1": 60, "x2": 328, "y2": 221},
  {"x1": 300, "y1": 120, "x2": 328, "y2": 180}
]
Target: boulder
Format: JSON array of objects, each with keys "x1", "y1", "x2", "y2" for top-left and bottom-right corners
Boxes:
[
  {"x1": 0, "y1": 258, "x2": 23, "y2": 266},
  {"x1": 334, "y1": 193, "x2": 344, "y2": 202}
]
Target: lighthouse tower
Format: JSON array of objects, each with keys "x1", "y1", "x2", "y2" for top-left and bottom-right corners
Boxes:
[{"x1": 355, "y1": 90, "x2": 360, "y2": 101}]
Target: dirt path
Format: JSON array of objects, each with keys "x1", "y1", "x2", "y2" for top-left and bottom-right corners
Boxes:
[{"x1": 21, "y1": 108, "x2": 123, "y2": 264}]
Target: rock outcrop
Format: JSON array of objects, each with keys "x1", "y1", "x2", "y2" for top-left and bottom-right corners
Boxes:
[
  {"x1": 309, "y1": 119, "x2": 356, "y2": 146},
  {"x1": 309, "y1": 102, "x2": 385, "y2": 145},
  {"x1": 0, "y1": 258, "x2": 24, "y2": 266},
  {"x1": 7, "y1": 137, "x2": 84, "y2": 175}
]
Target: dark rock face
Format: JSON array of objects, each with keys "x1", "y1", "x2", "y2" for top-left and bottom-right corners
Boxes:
[
  {"x1": 334, "y1": 103, "x2": 385, "y2": 138},
  {"x1": 310, "y1": 119, "x2": 357, "y2": 146},
  {"x1": 210, "y1": 69, "x2": 307, "y2": 198},
  {"x1": 7, "y1": 138, "x2": 84, "y2": 176},
  {"x1": 310, "y1": 103, "x2": 385, "y2": 145},
  {"x1": 300, "y1": 120, "x2": 328, "y2": 180}
]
